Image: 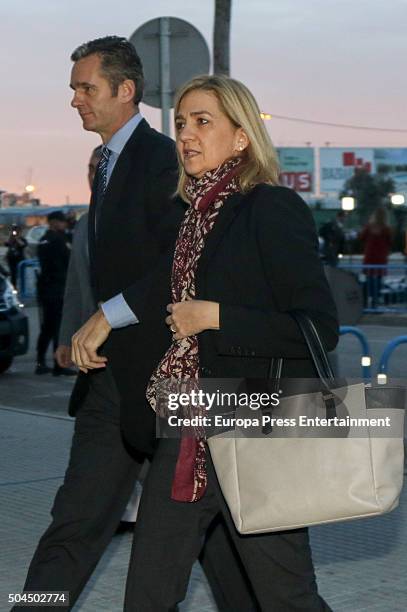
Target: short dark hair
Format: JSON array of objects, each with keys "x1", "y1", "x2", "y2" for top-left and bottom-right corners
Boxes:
[
  {"x1": 71, "y1": 36, "x2": 144, "y2": 105},
  {"x1": 47, "y1": 211, "x2": 66, "y2": 222}
]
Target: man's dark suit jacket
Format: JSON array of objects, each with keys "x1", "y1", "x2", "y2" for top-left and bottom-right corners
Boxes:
[
  {"x1": 89, "y1": 119, "x2": 184, "y2": 454},
  {"x1": 190, "y1": 184, "x2": 339, "y2": 381}
]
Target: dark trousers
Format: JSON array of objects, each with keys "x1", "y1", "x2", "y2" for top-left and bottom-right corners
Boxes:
[
  {"x1": 15, "y1": 370, "x2": 256, "y2": 612},
  {"x1": 6, "y1": 256, "x2": 23, "y2": 288},
  {"x1": 366, "y1": 275, "x2": 383, "y2": 307},
  {"x1": 125, "y1": 439, "x2": 331, "y2": 612},
  {"x1": 36, "y1": 296, "x2": 64, "y2": 364},
  {"x1": 14, "y1": 368, "x2": 141, "y2": 611}
]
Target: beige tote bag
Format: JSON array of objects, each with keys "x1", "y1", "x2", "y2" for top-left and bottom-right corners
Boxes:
[{"x1": 208, "y1": 311, "x2": 405, "y2": 535}]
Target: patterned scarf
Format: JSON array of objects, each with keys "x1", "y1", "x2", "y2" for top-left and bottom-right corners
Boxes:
[{"x1": 147, "y1": 157, "x2": 242, "y2": 501}]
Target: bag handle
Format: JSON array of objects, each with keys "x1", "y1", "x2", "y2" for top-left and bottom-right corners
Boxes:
[
  {"x1": 262, "y1": 310, "x2": 336, "y2": 434},
  {"x1": 290, "y1": 310, "x2": 335, "y2": 383},
  {"x1": 268, "y1": 310, "x2": 334, "y2": 387}
]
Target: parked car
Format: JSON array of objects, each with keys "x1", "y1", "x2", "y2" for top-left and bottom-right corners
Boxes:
[
  {"x1": 0, "y1": 273, "x2": 29, "y2": 373},
  {"x1": 25, "y1": 225, "x2": 47, "y2": 259}
]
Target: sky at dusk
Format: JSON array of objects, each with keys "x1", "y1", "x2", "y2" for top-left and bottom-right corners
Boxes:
[{"x1": 1, "y1": 0, "x2": 406, "y2": 204}]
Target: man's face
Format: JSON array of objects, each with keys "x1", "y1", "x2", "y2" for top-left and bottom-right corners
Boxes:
[
  {"x1": 49, "y1": 220, "x2": 67, "y2": 233},
  {"x1": 70, "y1": 54, "x2": 124, "y2": 142}
]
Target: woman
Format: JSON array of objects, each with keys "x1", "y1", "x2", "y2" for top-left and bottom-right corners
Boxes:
[
  {"x1": 125, "y1": 75, "x2": 338, "y2": 611},
  {"x1": 359, "y1": 207, "x2": 392, "y2": 308}
]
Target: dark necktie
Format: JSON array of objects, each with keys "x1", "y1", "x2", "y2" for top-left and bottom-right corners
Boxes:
[{"x1": 95, "y1": 145, "x2": 111, "y2": 230}]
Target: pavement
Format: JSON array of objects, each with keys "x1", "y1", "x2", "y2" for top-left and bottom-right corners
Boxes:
[{"x1": 0, "y1": 305, "x2": 406, "y2": 611}]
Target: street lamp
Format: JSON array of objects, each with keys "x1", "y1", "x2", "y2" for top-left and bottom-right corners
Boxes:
[
  {"x1": 390, "y1": 194, "x2": 405, "y2": 206},
  {"x1": 341, "y1": 196, "x2": 355, "y2": 211}
]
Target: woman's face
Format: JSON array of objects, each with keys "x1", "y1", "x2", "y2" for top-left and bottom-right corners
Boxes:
[{"x1": 175, "y1": 89, "x2": 247, "y2": 178}]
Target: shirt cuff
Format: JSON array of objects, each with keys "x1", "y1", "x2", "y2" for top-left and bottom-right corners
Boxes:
[{"x1": 101, "y1": 293, "x2": 139, "y2": 329}]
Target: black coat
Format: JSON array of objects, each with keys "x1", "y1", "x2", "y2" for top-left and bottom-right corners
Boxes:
[
  {"x1": 121, "y1": 183, "x2": 338, "y2": 450},
  {"x1": 193, "y1": 184, "x2": 338, "y2": 381},
  {"x1": 87, "y1": 119, "x2": 185, "y2": 453},
  {"x1": 37, "y1": 230, "x2": 70, "y2": 300}
]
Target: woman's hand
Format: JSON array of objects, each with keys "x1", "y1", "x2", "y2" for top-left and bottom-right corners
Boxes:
[{"x1": 166, "y1": 300, "x2": 219, "y2": 340}]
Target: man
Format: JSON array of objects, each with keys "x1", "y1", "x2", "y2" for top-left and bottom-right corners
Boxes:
[
  {"x1": 56, "y1": 146, "x2": 141, "y2": 532},
  {"x1": 64, "y1": 211, "x2": 78, "y2": 243},
  {"x1": 35, "y1": 211, "x2": 75, "y2": 375},
  {"x1": 319, "y1": 210, "x2": 346, "y2": 267},
  {"x1": 5, "y1": 224, "x2": 27, "y2": 287},
  {"x1": 15, "y1": 37, "x2": 256, "y2": 612}
]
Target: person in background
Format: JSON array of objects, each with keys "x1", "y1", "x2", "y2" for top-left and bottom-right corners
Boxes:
[
  {"x1": 87, "y1": 145, "x2": 102, "y2": 186},
  {"x1": 5, "y1": 225, "x2": 27, "y2": 287},
  {"x1": 359, "y1": 207, "x2": 393, "y2": 308},
  {"x1": 319, "y1": 210, "x2": 346, "y2": 266},
  {"x1": 35, "y1": 211, "x2": 75, "y2": 375},
  {"x1": 55, "y1": 146, "x2": 102, "y2": 373},
  {"x1": 120, "y1": 74, "x2": 338, "y2": 611},
  {"x1": 65, "y1": 210, "x2": 78, "y2": 243}
]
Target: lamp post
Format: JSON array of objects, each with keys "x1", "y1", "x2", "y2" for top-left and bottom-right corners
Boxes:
[
  {"x1": 340, "y1": 196, "x2": 356, "y2": 262},
  {"x1": 341, "y1": 196, "x2": 355, "y2": 211},
  {"x1": 390, "y1": 194, "x2": 406, "y2": 255},
  {"x1": 390, "y1": 194, "x2": 405, "y2": 206}
]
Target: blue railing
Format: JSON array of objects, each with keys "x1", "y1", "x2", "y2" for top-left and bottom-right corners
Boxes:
[
  {"x1": 377, "y1": 336, "x2": 407, "y2": 381},
  {"x1": 338, "y1": 263, "x2": 407, "y2": 313},
  {"x1": 17, "y1": 258, "x2": 40, "y2": 300},
  {"x1": 339, "y1": 326, "x2": 372, "y2": 381}
]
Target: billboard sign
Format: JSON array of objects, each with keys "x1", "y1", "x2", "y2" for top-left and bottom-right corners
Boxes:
[
  {"x1": 320, "y1": 148, "x2": 407, "y2": 196},
  {"x1": 320, "y1": 148, "x2": 374, "y2": 193},
  {"x1": 277, "y1": 148, "x2": 314, "y2": 192},
  {"x1": 374, "y1": 148, "x2": 407, "y2": 195}
]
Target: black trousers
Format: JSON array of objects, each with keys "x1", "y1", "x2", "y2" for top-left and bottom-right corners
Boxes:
[
  {"x1": 15, "y1": 369, "x2": 256, "y2": 612},
  {"x1": 125, "y1": 439, "x2": 332, "y2": 612},
  {"x1": 6, "y1": 255, "x2": 23, "y2": 288},
  {"x1": 36, "y1": 296, "x2": 64, "y2": 364},
  {"x1": 366, "y1": 275, "x2": 383, "y2": 307},
  {"x1": 14, "y1": 368, "x2": 141, "y2": 611}
]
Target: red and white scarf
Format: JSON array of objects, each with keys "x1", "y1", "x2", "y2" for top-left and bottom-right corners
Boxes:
[{"x1": 147, "y1": 157, "x2": 242, "y2": 501}]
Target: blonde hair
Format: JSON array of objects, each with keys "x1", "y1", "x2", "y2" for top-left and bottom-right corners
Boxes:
[{"x1": 174, "y1": 75, "x2": 280, "y2": 202}]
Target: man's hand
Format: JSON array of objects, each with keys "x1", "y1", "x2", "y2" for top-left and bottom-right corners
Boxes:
[
  {"x1": 165, "y1": 300, "x2": 219, "y2": 340},
  {"x1": 55, "y1": 345, "x2": 74, "y2": 369},
  {"x1": 71, "y1": 309, "x2": 111, "y2": 373}
]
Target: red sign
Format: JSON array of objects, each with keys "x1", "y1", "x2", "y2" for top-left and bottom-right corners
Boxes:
[
  {"x1": 343, "y1": 152, "x2": 355, "y2": 166},
  {"x1": 342, "y1": 151, "x2": 371, "y2": 173},
  {"x1": 280, "y1": 172, "x2": 312, "y2": 192}
]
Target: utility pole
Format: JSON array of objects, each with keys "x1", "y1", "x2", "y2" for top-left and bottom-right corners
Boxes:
[{"x1": 213, "y1": 0, "x2": 232, "y2": 75}]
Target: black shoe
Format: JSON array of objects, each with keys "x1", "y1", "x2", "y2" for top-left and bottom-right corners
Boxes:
[
  {"x1": 35, "y1": 364, "x2": 52, "y2": 375},
  {"x1": 115, "y1": 521, "x2": 135, "y2": 535},
  {"x1": 52, "y1": 366, "x2": 77, "y2": 377}
]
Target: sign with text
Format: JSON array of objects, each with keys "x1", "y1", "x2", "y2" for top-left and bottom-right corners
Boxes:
[
  {"x1": 276, "y1": 148, "x2": 314, "y2": 193},
  {"x1": 320, "y1": 148, "x2": 374, "y2": 193},
  {"x1": 320, "y1": 148, "x2": 407, "y2": 196},
  {"x1": 374, "y1": 148, "x2": 407, "y2": 196}
]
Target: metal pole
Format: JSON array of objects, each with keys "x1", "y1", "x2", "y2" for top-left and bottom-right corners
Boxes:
[
  {"x1": 159, "y1": 17, "x2": 171, "y2": 136},
  {"x1": 339, "y1": 326, "x2": 372, "y2": 381}
]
